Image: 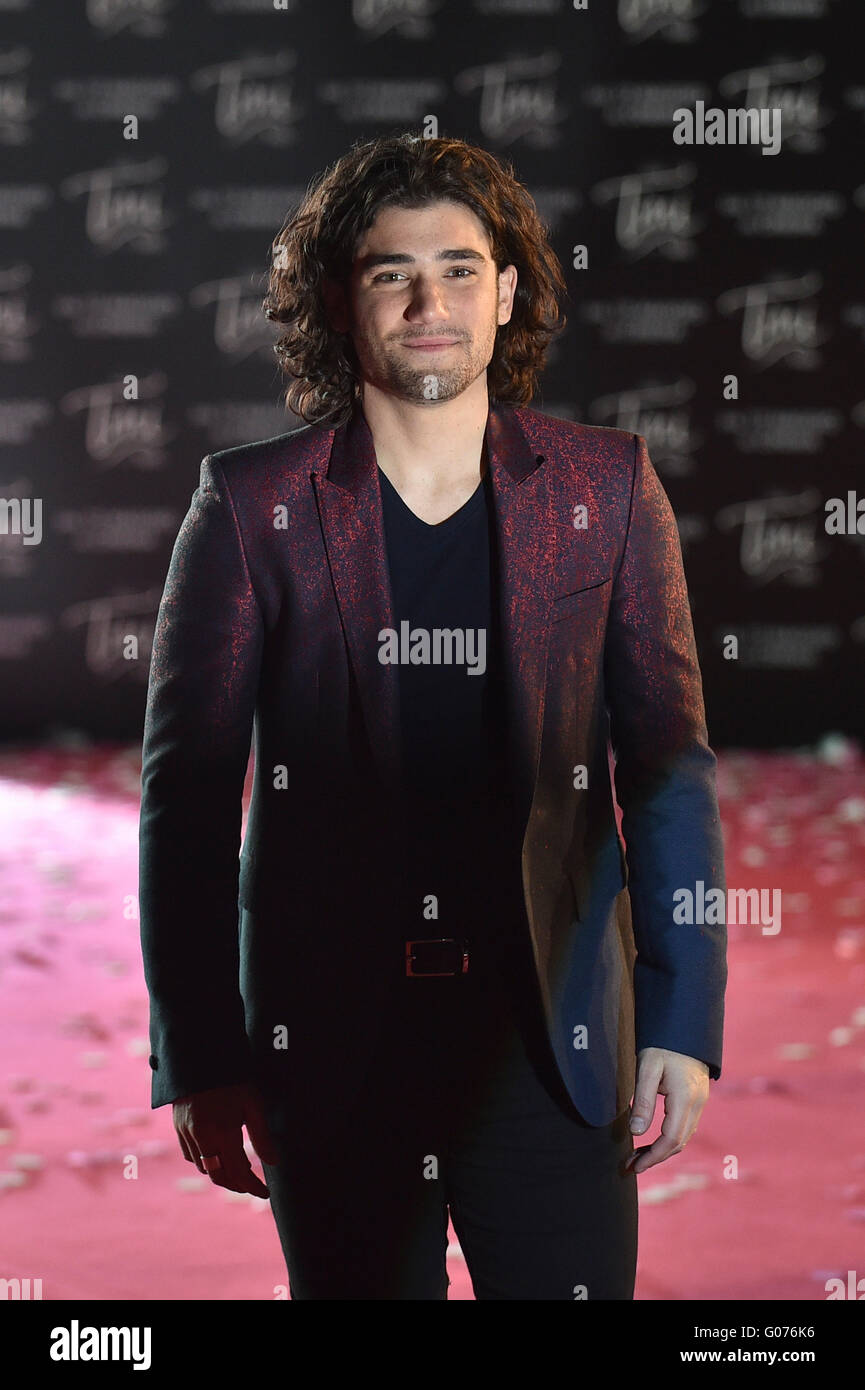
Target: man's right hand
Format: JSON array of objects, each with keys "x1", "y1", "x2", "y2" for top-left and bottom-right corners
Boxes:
[{"x1": 172, "y1": 1082, "x2": 280, "y2": 1198}]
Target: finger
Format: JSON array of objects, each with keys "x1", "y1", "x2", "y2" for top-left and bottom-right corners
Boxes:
[
  {"x1": 681, "y1": 1101, "x2": 704, "y2": 1148},
  {"x1": 662, "y1": 1082, "x2": 705, "y2": 1152},
  {"x1": 180, "y1": 1130, "x2": 207, "y2": 1174},
  {"x1": 175, "y1": 1128, "x2": 197, "y2": 1165},
  {"x1": 244, "y1": 1094, "x2": 280, "y2": 1167},
  {"x1": 185, "y1": 1125, "x2": 226, "y2": 1178},
  {"x1": 626, "y1": 1128, "x2": 686, "y2": 1173},
  {"x1": 627, "y1": 1093, "x2": 690, "y2": 1173},
  {"x1": 629, "y1": 1056, "x2": 663, "y2": 1136},
  {"x1": 205, "y1": 1131, "x2": 270, "y2": 1198},
  {"x1": 173, "y1": 1103, "x2": 199, "y2": 1165},
  {"x1": 624, "y1": 1142, "x2": 650, "y2": 1173}
]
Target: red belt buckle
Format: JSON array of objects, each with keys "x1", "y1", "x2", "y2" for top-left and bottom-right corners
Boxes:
[{"x1": 405, "y1": 938, "x2": 469, "y2": 977}]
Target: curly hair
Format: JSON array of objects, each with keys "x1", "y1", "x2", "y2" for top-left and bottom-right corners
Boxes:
[{"x1": 261, "y1": 132, "x2": 568, "y2": 427}]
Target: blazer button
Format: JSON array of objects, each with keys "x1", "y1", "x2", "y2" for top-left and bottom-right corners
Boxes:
[{"x1": 148, "y1": 1055, "x2": 159, "y2": 1070}]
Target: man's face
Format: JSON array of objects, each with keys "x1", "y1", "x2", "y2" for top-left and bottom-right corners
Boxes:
[{"x1": 326, "y1": 200, "x2": 517, "y2": 405}]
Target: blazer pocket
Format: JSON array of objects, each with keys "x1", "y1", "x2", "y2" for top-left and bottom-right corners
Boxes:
[{"x1": 551, "y1": 576, "x2": 612, "y2": 623}]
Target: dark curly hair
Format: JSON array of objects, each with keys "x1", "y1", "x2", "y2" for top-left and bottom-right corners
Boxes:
[{"x1": 261, "y1": 132, "x2": 568, "y2": 427}]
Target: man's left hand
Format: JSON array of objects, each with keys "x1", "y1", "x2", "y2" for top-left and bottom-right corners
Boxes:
[{"x1": 625, "y1": 1047, "x2": 710, "y2": 1174}]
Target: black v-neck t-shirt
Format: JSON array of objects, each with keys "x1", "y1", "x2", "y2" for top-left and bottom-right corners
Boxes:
[{"x1": 379, "y1": 464, "x2": 516, "y2": 933}]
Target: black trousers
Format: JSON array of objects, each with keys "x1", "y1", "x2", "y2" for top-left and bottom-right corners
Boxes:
[{"x1": 262, "y1": 930, "x2": 638, "y2": 1300}]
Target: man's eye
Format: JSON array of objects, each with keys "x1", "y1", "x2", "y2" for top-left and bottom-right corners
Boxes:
[{"x1": 372, "y1": 268, "x2": 476, "y2": 283}]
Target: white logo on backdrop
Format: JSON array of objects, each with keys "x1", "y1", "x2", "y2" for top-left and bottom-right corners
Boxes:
[
  {"x1": 0, "y1": 264, "x2": 37, "y2": 361},
  {"x1": 62, "y1": 590, "x2": 160, "y2": 680},
  {"x1": 86, "y1": 0, "x2": 171, "y2": 39},
  {"x1": 190, "y1": 275, "x2": 276, "y2": 359},
  {"x1": 716, "y1": 489, "x2": 826, "y2": 585},
  {"x1": 60, "y1": 373, "x2": 173, "y2": 469},
  {"x1": 0, "y1": 47, "x2": 34, "y2": 145},
  {"x1": 61, "y1": 158, "x2": 169, "y2": 253},
  {"x1": 717, "y1": 272, "x2": 827, "y2": 368},
  {"x1": 617, "y1": 0, "x2": 704, "y2": 43},
  {"x1": 719, "y1": 55, "x2": 828, "y2": 152},
  {"x1": 590, "y1": 380, "x2": 699, "y2": 476},
  {"x1": 192, "y1": 54, "x2": 299, "y2": 147},
  {"x1": 352, "y1": 0, "x2": 441, "y2": 40},
  {"x1": 592, "y1": 165, "x2": 700, "y2": 259},
  {"x1": 455, "y1": 53, "x2": 565, "y2": 146}
]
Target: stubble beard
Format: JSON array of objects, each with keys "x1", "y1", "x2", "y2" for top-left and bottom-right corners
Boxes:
[{"x1": 358, "y1": 317, "x2": 499, "y2": 404}]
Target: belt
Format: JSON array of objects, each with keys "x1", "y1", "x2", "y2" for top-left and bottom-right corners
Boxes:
[{"x1": 405, "y1": 937, "x2": 469, "y2": 977}]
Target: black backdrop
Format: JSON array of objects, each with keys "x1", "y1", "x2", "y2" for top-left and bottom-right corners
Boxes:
[{"x1": 1, "y1": 0, "x2": 861, "y2": 747}]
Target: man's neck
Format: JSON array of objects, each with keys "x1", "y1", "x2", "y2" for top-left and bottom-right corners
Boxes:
[{"x1": 359, "y1": 380, "x2": 491, "y2": 496}]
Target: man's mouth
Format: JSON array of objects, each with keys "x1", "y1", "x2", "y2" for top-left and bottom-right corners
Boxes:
[{"x1": 402, "y1": 339, "x2": 461, "y2": 350}]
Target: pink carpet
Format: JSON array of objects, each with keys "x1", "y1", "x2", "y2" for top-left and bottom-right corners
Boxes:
[{"x1": 1, "y1": 737, "x2": 863, "y2": 1300}]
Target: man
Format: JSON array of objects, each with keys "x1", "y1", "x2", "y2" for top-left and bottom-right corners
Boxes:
[{"x1": 139, "y1": 134, "x2": 727, "y2": 1300}]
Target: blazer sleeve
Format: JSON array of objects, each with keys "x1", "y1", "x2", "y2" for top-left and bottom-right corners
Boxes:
[
  {"x1": 139, "y1": 455, "x2": 263, "y2": 1107},
  {"x1": 603, "y1": 434, "x2": 727, "y2": 1078}
]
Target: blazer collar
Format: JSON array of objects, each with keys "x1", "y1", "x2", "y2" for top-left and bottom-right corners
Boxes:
[{"x1": 317, "y1": 394, "x2": 543, "y2": 494}]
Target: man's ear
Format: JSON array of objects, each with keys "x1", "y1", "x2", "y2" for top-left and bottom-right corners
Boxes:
[
  {"x1": 497, "y1": 263, "x2": 517, "y2": 327},
  {"x1": 321, "y1": 276, "x2": 350, "y2": 335}
]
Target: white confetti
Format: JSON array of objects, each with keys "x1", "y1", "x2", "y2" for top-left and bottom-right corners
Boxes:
[
  {"x1": 741, "y1": 846, "x2": 767, "y2": 867},
  {"x1": 79, "y1": 1051, "x2": 107, "y2": 1069},
  {"x1": 640, "y1": 1172, "x2": 708, "y2": 1204},
  {"x1": 786, "y1": 894, "x2": 811, "y2": 913},
  {"x1": 817, "y1": 734, "x2": 857, "y2": 766}
]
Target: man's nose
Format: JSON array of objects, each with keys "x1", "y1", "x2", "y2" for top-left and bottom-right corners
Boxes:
[{"x1": 405, "y1": 281, "x2": 450, "y2": 322}]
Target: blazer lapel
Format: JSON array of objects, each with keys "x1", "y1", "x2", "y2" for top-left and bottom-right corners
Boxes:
[
  {"x1": 312, "y1": 403, "x2": 402, "y2": 795},
  {"x1": 311, "y1": 398, "x2": 558, "y2": 828},
  {"x1": 484, "y1": 402, "x2": 557, "y2": 837}
]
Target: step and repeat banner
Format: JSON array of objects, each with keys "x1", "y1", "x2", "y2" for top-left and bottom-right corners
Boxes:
[{"x1": 0, "y1": 0, "x2": 861, "y2": 746}]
